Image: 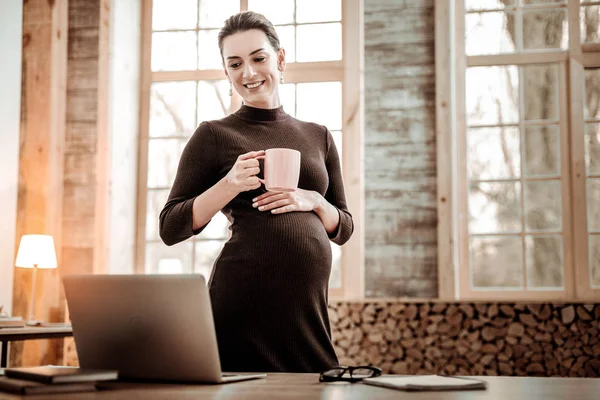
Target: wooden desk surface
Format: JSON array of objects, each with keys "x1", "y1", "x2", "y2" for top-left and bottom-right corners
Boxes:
[{"x1": 1, "y1": 374, "x2": 599, "y2": 400}]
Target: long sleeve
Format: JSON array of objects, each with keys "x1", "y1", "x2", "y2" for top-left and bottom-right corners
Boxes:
[
  {"x1": 322, "y1": 126, "x2": 354, "y2": 246},
  {"x1": 159, "y1": 122, "x2": 218, "y2": 246}
]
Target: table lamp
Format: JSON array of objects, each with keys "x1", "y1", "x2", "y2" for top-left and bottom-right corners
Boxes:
[{"x1": 15, "y1": 234, "x2": 58, "y2": 326}]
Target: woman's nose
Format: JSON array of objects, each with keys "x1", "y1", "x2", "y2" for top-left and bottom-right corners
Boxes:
[{"x1": 243, "y1": 64, "x2": 256, "y2": 79}]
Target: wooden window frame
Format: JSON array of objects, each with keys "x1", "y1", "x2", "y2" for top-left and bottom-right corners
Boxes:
[
  {"x1": 570, "y1": 0, "x2": 600, "y2": 300},
  {"x1": 136, "y1": 0, "x2": 365, "y2": 300},
  {"x1": 436, "y1": 0, "x2": 600, "y2": 301}
]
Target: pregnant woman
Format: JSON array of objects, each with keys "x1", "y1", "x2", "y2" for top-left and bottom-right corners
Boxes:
[{"x1": 159, "y1": 11, "x2": 353, "y2": 373}]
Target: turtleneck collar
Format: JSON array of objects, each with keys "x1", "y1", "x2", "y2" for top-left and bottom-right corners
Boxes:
[{"x1": 234, "y1": 104, "x2": 289, "y2": 122}]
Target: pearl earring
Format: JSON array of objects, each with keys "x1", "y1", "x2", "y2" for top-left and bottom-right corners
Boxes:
[
  {"x1": 279, "y1": 72, "x2": 284, "y2": 84},
  {"x1": 228, "y1": 82, "x2": 233, "y2": 97}
]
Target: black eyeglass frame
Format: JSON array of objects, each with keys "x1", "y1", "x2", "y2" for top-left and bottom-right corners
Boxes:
[{"x1": 319, "y1": 365, "x2": 383, "y2": 383}]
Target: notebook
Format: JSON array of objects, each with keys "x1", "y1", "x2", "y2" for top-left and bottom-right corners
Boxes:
[
  {"x1": 0, "y1": 377, "x2": 96, "y2": 396},
  {"x1": 4, "y1": 366, "x2": 118, "y2": 384},
  {"x1": 363, "y1": 375, "x2": 487, "y2": 391},
  {"x1": 0, "y1": 317, "x2": 25, "y2": 328}
]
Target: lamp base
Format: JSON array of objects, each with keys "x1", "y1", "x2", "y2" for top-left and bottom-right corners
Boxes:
[{"x1": 25, "y1": 319, "x2": 44, "y2": 326}]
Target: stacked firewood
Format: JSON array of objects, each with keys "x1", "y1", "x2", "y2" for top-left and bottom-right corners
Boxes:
[{"x1": 328, "y1": 302, "x2": 600, "y2": 377}]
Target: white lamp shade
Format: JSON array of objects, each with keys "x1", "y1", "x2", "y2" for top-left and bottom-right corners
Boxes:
[{"x1": 15, "y1": 234, "x2": 58, "y2": 269}]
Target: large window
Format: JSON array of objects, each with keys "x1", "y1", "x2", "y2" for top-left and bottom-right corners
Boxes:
[
  {"x1": 438, "y1": 0, "x2": 600, "y2": 300},
  {"x1": 137, "y1": 0, "x2": 361, "y2": 295}
]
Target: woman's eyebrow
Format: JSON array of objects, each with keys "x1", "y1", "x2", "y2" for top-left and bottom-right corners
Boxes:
[{"x1": 226, "y1": 48, "x2": 266, "y2": 60}]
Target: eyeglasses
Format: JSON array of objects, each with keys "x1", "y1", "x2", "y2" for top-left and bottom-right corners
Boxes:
[{"x1": 319, "y1": 366, "x2": 382, "y2": 383}]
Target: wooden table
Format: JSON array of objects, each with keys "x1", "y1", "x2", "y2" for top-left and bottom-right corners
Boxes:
[
  {"x1": 1, "y1": 374, "x2": 599, "y2": 399},
  {"x1": 0, "y1": 325, "x2": 73, "y2": 368}
]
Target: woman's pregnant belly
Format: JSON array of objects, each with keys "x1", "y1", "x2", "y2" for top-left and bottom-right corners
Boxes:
[{"x1": 209, "y1": 210, "x2": 333, "y2": 293}]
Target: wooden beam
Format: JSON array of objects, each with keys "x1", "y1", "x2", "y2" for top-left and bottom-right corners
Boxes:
[
  {"x1": 558, "y1": 62, "x2": 575, "y2": 300},
  {"x1": 13, "y1": 0, "x2": 68, "y2": 367},
  {"x1": 435, "y1": 0, "x2": 455, "y2": 300},
  {"x1": 94, "y1": 0, "x2": 110, "y2": 274},
  {"x1": 150, "y1": 62, "x2": 344, "y2": 83},
  {"x1": 455, "y1": 0, "x2": 470, "y2": 300},
  {"x1": 468, "y1": 52, "x2": 568, "y2": 67},
  {"x1": 341, "y1": 0, "x2": 364, "y2": 300},
  {"x1": 135, "y1": 0, "x2": 153, "y2": 273}
]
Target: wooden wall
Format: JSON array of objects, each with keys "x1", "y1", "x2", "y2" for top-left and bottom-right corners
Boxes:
[
  {"x1": 11, "y1": 0, "x2": 108, "y2": 367},
  {"x1": 63, "y1": 0, "x2": 104, "y2": 279},
  {"x1": 364, "y1": 0, "x2": 437, "y2": 297}
]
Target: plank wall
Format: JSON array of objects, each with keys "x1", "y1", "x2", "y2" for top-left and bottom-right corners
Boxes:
[{"x1": 364, "y1": 0, "x2": 437, "y2": 297}]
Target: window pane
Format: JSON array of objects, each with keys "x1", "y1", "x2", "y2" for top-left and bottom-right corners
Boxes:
[
  {"x1": 466, "y1": 0, "x2": 514, "y2": 11},
  {"x1": 152, "y1": 31, "x2": 197, "y2": 71},
  {"x1": 150, "y1": 81, "x2": 197, "y2": 137},
  {"x1": 198, "y1": 30, "x2": 222, "y2": 70},
  {"x1": 469, "y1": 182, "x2": 521, "y2": 234},
  {"x1": 297, "y1": 82, "x2": 342, "y2": 130},
  {"x1": 581, "y1": 6, "x2": 600, "y2": 43},
  {"x1": 198, "y1": 80, "x2": 231, "y2": 123},
  {"x1": 146, "y1": 189, "x2": 170, "y2": 241},
  {"x1": 524, "y1": 181, "x2": 562, "y2": 231},
  {"x1": 584, "y1": 69, "x2": 600, "y2": 119},
  {"x1": 585, "y1": 123, "x2": 600, "y2": 175},
  {"x1": 146, "y1": 241, "x2": 193, "y2": 274},
  {"x1": 198, "y1": 212, "x2": 230, "y2": 240},
  {"x1": 523, "y1": 9, "x2": 568, "y2": 50},
  {"x1": 248, "y1": 0, "x2": 294, "y2": 25},
  {"x1": 466, "y1": 12, "x2": 516, "y2": 56},
  {"x1": 468, "y1": 127, "x2": 520, "y2": 180},
  {"x1": 279, "y1": 83, "x2": 296, "y2": 116},
  {"x1": 329, "y1": 242, "x2": 342, "y2": 289},
  {"x1": 587, "y1": 178, "x2": 600, "y2": 231},
  {"x1": 589, "y1": 234, "x2": 600, "y2": 287},
  {"x1": 524, "y1": 125, "x2": 560, "y2": 177},
  {"x1": 523, "y1": 64, "x2": 558, "y2": 121},
  {"x1": 147, "y1": 139, "x2": 187, "y2": 188},
  {"x1": 526, "y1": 235, "x2": 563, "y2": 288},
  {"x1": 276, "y1": 25, "x2": 295, "y2": 63},
  {"x1": 471, "y1": 236, "x2": 522, "y2": 288},
  {"x1": 297, "y1": 23, "x2": 342, "y2": 62},
  {"x1": 466, "y1": 66, "x2": 519, "y2": 126},
  {"x1": 199, "y1": 0, "x2": 239, "y2": 28},
  {"x1": 296, "y1": 0, "x2": 341, "y2": 23},
  {"x1": 152, "y1": 0, "x2": 197, "y2": 30},
  {"x1": 194, "y1": 240, "x2": 225, "y2": 279}
]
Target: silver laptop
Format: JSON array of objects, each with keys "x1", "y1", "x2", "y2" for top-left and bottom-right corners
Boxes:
[{"x1": 62, "y1": 274, "x2": 266, "y2": 383}]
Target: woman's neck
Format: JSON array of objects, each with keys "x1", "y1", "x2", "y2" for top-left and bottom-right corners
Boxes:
[{"x1": 243, "y1": 95, "x2": 281, "y2": 110}]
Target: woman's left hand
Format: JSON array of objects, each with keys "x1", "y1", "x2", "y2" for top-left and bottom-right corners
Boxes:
[{"x1": 252, "y1": 188, "x2": 322, "y2": 214}]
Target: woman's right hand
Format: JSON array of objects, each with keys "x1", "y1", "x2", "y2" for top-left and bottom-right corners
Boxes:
[{"x1": 223, "y1": 150, "x2": 265, "y2": 194}]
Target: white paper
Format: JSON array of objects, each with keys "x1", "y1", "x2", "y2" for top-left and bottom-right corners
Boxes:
[{"x1": 365, "y1": 375, "x2": 482, "y2": 388}]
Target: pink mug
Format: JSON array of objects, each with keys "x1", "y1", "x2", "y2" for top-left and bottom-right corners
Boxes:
[{"x1": 258, "y1": 148, "x2": 301, "y2": 192}]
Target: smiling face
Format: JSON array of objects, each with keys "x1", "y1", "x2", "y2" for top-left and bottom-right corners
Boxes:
[{"x1": 222, "y1": 29, "x2": 285, "y2": 109}]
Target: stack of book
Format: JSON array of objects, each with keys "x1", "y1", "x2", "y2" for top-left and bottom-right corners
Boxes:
[
  {"x1": 0, "y1": 366, "x2": 118, "y2": 396},
  {"x1": 0, "y1": 316, "x2": 25, "y2": 328}
]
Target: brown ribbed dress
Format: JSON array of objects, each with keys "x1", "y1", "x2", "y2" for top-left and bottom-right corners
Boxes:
[{"x1": 159, "y1": 104, "x2": 353, "y2": 373}]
